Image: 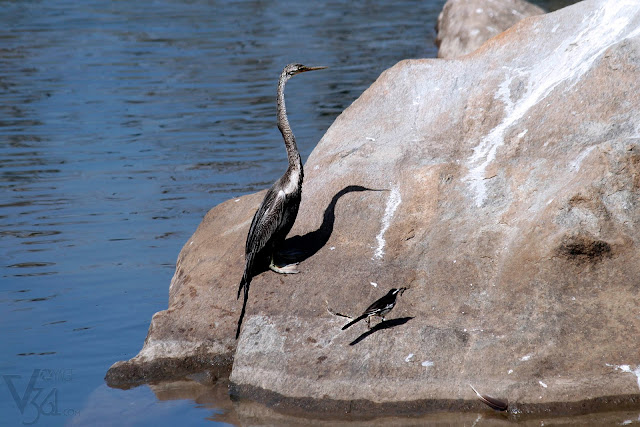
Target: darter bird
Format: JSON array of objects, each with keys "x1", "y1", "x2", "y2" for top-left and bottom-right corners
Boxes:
[{"x1": 236, "y1": 63, "x2": 326, "y2": 338}]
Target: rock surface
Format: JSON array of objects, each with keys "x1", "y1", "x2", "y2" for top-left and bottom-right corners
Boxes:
[
  {"x1": 107, "y1": 0, "x2": 640, "y2": 416},
  {"x1": 435, "y1": 0, "x2": 545, "y2": 59}
]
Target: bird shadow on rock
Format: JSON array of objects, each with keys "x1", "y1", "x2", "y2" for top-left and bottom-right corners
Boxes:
[
  {"x1": 349, "y1": 317, "x2": 414, "y2": 346},
  {"x1": 236, "y1": 185, "x2": 383, "y2": 339},
  {"x1": 279, "y1": 185, "x2": 384, "y2": 265}
]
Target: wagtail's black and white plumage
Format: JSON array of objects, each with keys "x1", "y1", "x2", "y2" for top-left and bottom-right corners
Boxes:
[{"x1": 341, "y1": 287, "x2": 407, "y2": 330}]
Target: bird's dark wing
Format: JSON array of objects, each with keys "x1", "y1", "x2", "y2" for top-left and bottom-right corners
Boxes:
[
  {"x1": 363, "y1": 302, "x2": 393, "y2": 317},
  {"x1": 245, "y1": 187, "x2": 289, "y2": 257},
  {"x1": 237, "y1": 183, "x2": 296, "y2": 302},
  {"x1": 362, "y1": 292, "x2": 395, "y2": 316},
  {"x1": 237, "y1": 188, "x2": 284, "y2": 299},
  {"x1": 240, "y1": 187, "x2": 291, "y2": 285}
]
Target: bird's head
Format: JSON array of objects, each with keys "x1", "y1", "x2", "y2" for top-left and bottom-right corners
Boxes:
[
  {"x1": 392, "y1": 287, "x2": 407, "y2": 296},
  {"x1": 283, "y1": 63, "x2": 327, "y2": 77}
]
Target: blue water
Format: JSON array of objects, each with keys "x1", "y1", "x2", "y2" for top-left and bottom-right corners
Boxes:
[{"x1": 1, "y1": 0, "x2": 577, "y2": 425}]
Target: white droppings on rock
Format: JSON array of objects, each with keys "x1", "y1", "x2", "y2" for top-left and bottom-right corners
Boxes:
[
  {"x1": 365, "y1": 136, "x2": 376, "y2": 141},
  {"x1": 314, "y1": 164, "x2": 320, "y2": 170},
  {"x1": 405, "y1": 353, "x2": 414, "y2": 362},
  {"x1": 517, "y1": 129, "x2": 528, "y2": 138},
  {"x1": 329, "y1": 246, "x2": 335, "y2": 250},
  {"x1": 422, "y1": 360, "x2": 434, "y2": 368},
  {"x1": 370, "y1": 282, "x2": 377, "y2": 287},
  {"x1": 465, "y1": 2, "x2": 640, "y2": 206},
  {"x1": 606, "y1": 363, "x2": 640, "y2": 390},
  {"x1": 569, "y1": 145, "x2": 596, "y2": 171},
  {"x1": 539, "y1": 380, "x2": 548, "y2": 388},
  {"x1": 373, "y1": 186, "x2": 401, "y2": 260},
  {"x1": 520, "y1": 353, "x2": 533, "y2": 361}
]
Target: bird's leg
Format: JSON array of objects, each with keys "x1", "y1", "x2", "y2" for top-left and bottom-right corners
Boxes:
[
  {"x1": 269, "y1": 255, "x2": 299, "y2": 274},
  {"x1": 366, "y1": 317, "x2": 371, "y2": 329}
]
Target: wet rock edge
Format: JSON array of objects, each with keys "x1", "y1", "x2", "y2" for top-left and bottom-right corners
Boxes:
[
  {"x1": 229, "y1": 381, "x2": 640, "y2": 421},
  {"x1": 105, "y1": 352, "x2": 233, "y2": 389}
]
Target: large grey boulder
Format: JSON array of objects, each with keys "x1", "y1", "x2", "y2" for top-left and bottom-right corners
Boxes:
[
  {"x1": 435, "y1": 0, "x2": 545, "y2": 58},
  {"x1": 107, "y1": 0, "x2": 640, "y2": 416}
]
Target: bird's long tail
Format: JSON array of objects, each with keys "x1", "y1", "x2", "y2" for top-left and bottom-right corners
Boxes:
[
  {"x1": 341, "y1": 313, "x2": 367, "y2": 330},
  {"x1": 237, "y1": 274, "x2": 248, "y2": 300},
  {"x1": 235, "y1": 276, "x2": 250, "y2": 339}
]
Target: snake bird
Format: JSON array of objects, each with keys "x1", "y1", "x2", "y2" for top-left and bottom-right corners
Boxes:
[{"x1": 236, "y1": 63, "x2": 326, "y2": 338}]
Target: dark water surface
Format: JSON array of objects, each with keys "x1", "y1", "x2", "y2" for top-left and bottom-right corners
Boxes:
[{"x1": 1, "y1": 0, "x2": 614, "y2": 426}]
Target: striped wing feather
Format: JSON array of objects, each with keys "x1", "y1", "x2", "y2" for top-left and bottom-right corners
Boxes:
[{"x1": 244, "y1": 188, "x2": 288, "y2": 273}]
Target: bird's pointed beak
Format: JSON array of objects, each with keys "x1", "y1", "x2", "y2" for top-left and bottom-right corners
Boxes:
[{"x1": 301, "y1": 65, "x2": 328, "y2": 72}]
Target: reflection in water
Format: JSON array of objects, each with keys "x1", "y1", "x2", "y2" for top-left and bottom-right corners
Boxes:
[
  {"x1": 73, "y1": 377, "x2": 640, "y2": 427},
  {"x1": 0, "y1": 0, "x2": 582, "y2": 425},
  {"x1": 68, "y1": 381, "x2": 236, "y2": 426}
]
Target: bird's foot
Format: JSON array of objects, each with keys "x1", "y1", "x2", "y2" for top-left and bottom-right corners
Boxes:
[{"x1": 269, "y1": 261, "x2": 300, "y2": 274}]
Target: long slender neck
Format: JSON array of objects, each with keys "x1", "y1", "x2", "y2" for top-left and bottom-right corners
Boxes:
[{"x1": 276, "y1": 71, "x2": 302, "y2": 172}]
